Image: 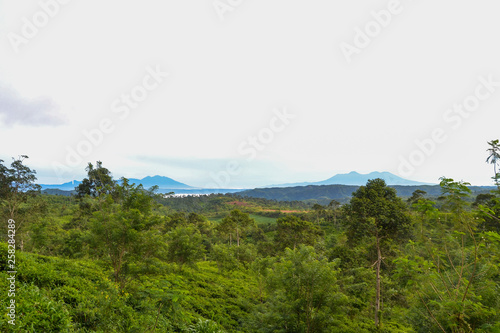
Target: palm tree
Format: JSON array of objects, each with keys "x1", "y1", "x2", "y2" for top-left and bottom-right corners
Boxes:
[{"x1": 486, "y1": 139, "x2": 500, "y2": 186}]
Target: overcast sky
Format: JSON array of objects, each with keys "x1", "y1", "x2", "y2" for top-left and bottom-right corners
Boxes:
[{"x1": 0, "y1": 0, "x2": 499, "y2": 188}]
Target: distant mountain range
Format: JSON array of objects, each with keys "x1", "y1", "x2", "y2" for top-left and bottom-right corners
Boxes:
[
  {"x1": 41, "y1": 180, "x2": 82, "y2": 191},
  {"x1": 40, "y1": 175, "x2": 192, "y2": 192},
  {"x1": 40, "y1": 171, "x2": 433, "y2": 195},
  {"x1": 264, "y1": 171, "x2": 433, "y2": 188},
  {"x1": 239, "y1": 184, "x2": 496, "y2": 204},
  {"x1": 124, "y1": 176, "x2": 193, "y2": 189}
]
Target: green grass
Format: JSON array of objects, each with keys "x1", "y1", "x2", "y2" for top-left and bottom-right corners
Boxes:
[
  {"x1": 209, "y1": 214, "x2": 276, "y2": 225},
  {"x1": 209, "y1": 217, "x2": 224, "y2": 224},
  {"x1": 248, "y1": 214, "x2": 276, "y2": 225}
]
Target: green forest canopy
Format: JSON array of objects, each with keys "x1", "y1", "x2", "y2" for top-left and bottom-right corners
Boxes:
[{"x1": 1, "y1": 141, "x2": 500, "y2": 332}]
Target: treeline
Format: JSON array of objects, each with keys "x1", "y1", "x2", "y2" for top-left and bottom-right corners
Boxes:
[
  {"x1": 157, "y1": 193, "x2": 311, "y2": 215},
  {"x1": 237, "y1": 183, "x2": 496, "y2": 205}
]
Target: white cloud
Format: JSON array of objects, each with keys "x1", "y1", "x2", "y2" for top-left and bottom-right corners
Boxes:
[{"x1": 0, "y1": 84, "x2": 67, "y2": 127}]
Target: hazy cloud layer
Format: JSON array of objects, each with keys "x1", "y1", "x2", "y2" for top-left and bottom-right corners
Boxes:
[
  {"x1": 133, "y1": 156, "x2": 234, "y2": 170},
  {"x1": 0, "y1": 85, "x2": 67, "y2": 127}
]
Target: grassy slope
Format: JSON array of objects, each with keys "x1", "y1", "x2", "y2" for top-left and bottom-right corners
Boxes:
[
  {"x1": 0, "y1": 243, "x2": 258, "y2": 332},
  {"x1": 209, "y1": 214, "x2": 277, "y2": 225}
]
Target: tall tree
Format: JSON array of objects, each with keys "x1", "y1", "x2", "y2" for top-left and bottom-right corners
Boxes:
[
  {"x1": 0, "y1": 156, "x2": 41, "y2": 249},
  {"x1": 217, "y1": 209, "x2": 255, "y2": 246},
  {"x1": 478, "y1": 140, "x2": 500, "y2": 231},
  {"x1": 486, "y1": 139, "x2": 500, "y2": 188},
  {"x1": 83, "y1": 169, "x2": 164, "y2": 288},
  {"x1": 275, "y1": 215, "x2": 323, "y2": 251},
  {"x1": 343, "y1": 178, "x2": 412, "y2": 328},
  {"x1": 327, "y1": 199, "x2": 341, "y2": 225},
  {"x1": 247, "y1": 246, "x2": 342, "y2": 333},
  {"x1": 311, "y1": 203, "x2": 325, "y2": 224},
  {"x1": 407, "y1": 189, "x2": 427, "y2": 205},
  {"x1": 76, "y1": 161, "x2": 115, "y2": 198},
  {"x1": 0, "y1": 155, "x2": 41, "y2": 220},
  {"x1": 166, "y1": 225, "x2": 205, "y2": 270},
  {"x1": 438, "y1": 177, "x2": 471, "y2": 216}
]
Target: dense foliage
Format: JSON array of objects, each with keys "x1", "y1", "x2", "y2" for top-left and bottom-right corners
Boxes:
[{"x1": 1, "y1": 142, "x2": 500, "y2": 332}]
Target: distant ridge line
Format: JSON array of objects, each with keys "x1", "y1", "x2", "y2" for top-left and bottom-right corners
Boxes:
[
  {"x1": 40, "y1": 175, "x2": 192, "y2": 191},
  {"x1": 263, "y1": 171, "x2": 434, "y2": 188}
]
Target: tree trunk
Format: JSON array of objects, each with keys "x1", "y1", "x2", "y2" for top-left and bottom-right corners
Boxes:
[{"x1": 375, "y1": 236, "x2": 382, "y2": 328}]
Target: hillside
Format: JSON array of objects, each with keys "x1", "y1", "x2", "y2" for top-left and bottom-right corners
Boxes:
[
  {"x1": 41, "y1": 188, "x2": 75, "y2": 196},
  {"x1": 3, "y1": 155, "x2": 500, "y2": 332},
  {"x1": 264, "y1": 171, "x2": 433, "y2": 188},
  {"x1": 0, "y1": 242, "x2": 258, "y2": 332},
  {"x1": 239, "y1": 184, "x2": 496, "y2": 203}
]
